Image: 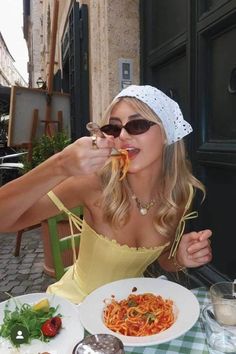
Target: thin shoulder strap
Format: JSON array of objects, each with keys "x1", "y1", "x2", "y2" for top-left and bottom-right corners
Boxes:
[
  {"x1": 47, "y1": 191, "x2": 69, "y2": 213},
  {"x1": 168, "y1": 184, "x2": 198, "y2": 259},
  {"x1": 47, "y1": 191, "x2": 83, "y2": 232},
  {"x1": 47, "y1": 191, "x2": 83, "y2": 267}
]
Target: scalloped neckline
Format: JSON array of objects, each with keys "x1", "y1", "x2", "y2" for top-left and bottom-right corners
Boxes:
[{"x1": 83, "y1": 219, "x2": 170, "y2": 252}]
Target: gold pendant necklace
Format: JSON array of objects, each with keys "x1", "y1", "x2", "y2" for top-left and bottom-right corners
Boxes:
[
  {"x1": 131, "y1": 195, "x2": 156, "y2": 215},
  {"x1": 126, "y1": 182, "x2": 157, "y2": 215}
]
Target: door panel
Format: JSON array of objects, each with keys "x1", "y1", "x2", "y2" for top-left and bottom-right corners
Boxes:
[
  {"x1": 199, "y1": 25, "x2": 236, "y2": 141},
  {"x1": 198, "y1": 0, "x2": 233, "y2": 18},
  {"x1": 200, "y1": 167, "x2": 236, "y2": 278},
  {"x1": 152, "y1": 54, "x2": 188, "y2": 117},
  {"x1": 147, "y1": 0, "x2": 187, "y2": 50}
]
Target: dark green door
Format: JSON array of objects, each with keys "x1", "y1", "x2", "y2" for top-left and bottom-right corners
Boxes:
[{"x1": 140, "y1": 0, "x2": 236, "y2": 280}]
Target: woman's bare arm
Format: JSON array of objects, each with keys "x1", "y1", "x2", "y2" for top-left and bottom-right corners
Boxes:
[
  {"x1": 0, "y1": 153, "x2": 68, "y2": 231},
  {"x1": 0, "y1": 136, "x2": 114, "y2": 232}
]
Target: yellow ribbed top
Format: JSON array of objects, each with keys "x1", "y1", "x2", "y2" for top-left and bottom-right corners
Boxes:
[{"x1": 46, "y1": 191, "x2": 169, "y2": 304}]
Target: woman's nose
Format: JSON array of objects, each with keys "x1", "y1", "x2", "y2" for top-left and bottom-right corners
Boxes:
[{"x1": 118, "y1": 127, "x2": 131, "y2": 140}]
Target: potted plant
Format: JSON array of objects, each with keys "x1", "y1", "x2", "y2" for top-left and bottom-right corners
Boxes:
[
  {"x1": 20, "y1": 131, "x2": 71, "y2": 277},
  {"x1": 21, "y1": 131, "x2": 71, "y2": 173}
]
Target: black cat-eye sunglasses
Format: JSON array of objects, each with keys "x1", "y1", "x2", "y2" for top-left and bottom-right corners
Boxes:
[{"x1": 100, "y1": 119, "x2": 156, "y2": 138}]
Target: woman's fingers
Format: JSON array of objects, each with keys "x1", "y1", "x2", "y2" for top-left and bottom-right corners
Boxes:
[
  {"x1": 186, "y1": 229, "x2": 212, "y2": 243},
  {"x1": 198, "y1": 229, "x2": 212, "y2": 242},
  {"x1": 177, "y1": 229, "x2": 213, "y2": 268},
  {"x1": 188, "y1": 246, "x2": 212, "y2": 261},
  {"x1": 88, "y1": 134, "x2": 115, "y2": 153},
  {"x1": 187, "y1": 230, "x2": 213, "y2": 265},
  {"x1": 187, "y1": 237, "x2": 211, "y2": 254},
  {"x1": 59, "y1": 136, "x2": 115, "y2": 176}
]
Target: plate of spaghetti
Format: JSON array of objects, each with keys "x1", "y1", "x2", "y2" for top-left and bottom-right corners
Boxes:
[
  {"x1": 78, "y1": 277, "x2": 200, "y2": 347},
  {"x1": 103, "y1": 292, "x2": 174, "y2": 337}
]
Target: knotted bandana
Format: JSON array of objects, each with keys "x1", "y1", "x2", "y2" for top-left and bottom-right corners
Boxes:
[{"x1": 115, "y1": 85, "x2": 192, "y2": 145}]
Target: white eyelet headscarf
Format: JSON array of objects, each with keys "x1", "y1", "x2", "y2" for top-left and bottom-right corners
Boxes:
[{"x1": 115, "y1": 85, "x2": 192, "y2": 145}]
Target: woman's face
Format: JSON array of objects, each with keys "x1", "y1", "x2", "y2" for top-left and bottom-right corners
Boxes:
[{"x1": 109, "y1": 100, "x2": 165, "y2": 174}]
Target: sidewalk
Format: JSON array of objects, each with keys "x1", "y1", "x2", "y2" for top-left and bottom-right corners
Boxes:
[{"x1": 0, "y1": 227, "x2": 54, "y2": 302}]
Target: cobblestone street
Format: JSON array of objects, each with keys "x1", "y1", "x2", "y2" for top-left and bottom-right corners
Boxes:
[{"x1": 0, "y1": 227, "x2": 54, "y2": 302}]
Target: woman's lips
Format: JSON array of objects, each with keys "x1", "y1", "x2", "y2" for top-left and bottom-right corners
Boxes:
[{"x1": 124, "y1": 147, "x2": 140, "y2": 159}]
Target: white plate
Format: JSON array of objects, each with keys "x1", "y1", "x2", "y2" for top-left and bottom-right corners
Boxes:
[
  {"x1": 0, "y1": 293, "x2": 84, "y2": 354},
  {"x1": 78, "y1": 277, "x2": 200, "y2": 347}
]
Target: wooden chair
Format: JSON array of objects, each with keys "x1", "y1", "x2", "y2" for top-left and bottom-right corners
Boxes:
[
  {"x1": 14, "y1": 224, "x2": 41, "y2": 256},
  {"x1": 47, "y1": 206, "x2": 83, "y2": 280},
  {"x1": 0, "y1": 151, "x2": 40, "y2": 257}
]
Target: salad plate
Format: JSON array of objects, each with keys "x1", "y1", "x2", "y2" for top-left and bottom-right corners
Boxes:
[
  {"x1": 78, "y1": 277, "x2": 200, "y2": 347},
  {"x1": 0, "y1": 292, "x2": 84, "y2": 354}
]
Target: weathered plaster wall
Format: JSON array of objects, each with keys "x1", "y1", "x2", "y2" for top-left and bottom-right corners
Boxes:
[
  {"x1": 81, "y1": 0, "x2": 140, "y2": 121},
  {"x1": 30, "y1": 0, "x2": 140, "y2": 121},
  {"x1": 107, "y1": 0, "x2": 140, "y2": 99}
]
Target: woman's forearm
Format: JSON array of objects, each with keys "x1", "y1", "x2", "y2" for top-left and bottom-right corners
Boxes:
[
  {"x1": 0, "y1": 153, "x2": 67, "y2": 230},
  {"x1": 0, "y1": 136, "x2": 118, "y2": 231}
]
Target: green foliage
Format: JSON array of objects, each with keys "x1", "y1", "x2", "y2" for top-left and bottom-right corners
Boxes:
[{"x1": 21, "y1": 131, "x2": 71, "y2": 173}]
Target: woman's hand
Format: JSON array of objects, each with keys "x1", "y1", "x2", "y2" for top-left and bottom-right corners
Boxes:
[
  {"x1": 58, "y1": 136, "x2": 115, "y2": 177},
  {"x1": 176, "y1": 229, "x2": 212, "y2": 268}
]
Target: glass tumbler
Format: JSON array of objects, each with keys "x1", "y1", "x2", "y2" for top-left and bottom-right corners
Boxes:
[
  {"x1": 201, "y1": 303, "x2": 236, "y2": 353},
  {"x1": 210, "y1": 282, "x2": 236, "y2": 326}
]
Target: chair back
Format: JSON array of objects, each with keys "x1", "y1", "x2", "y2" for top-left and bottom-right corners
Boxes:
[
  {"x1": 47, "y1": 206, "x2": 83, "y2": 280},
  {"x1": 0, "y1": 152, "x2": 27, "y2": 167},
  {"x1": 0, "y1": 152, "x2": 27, "y2": 185}
]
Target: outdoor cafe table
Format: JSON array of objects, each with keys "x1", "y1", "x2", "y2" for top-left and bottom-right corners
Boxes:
[
  {"x1": 0, "y1": 286, "x2": 210, "y2": 353},
  {"x1": 122, "y1": 287, "x2": 210, "y2": 354}
]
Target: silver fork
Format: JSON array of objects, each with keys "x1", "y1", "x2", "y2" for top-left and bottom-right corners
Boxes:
[{"x1": 86, "y1": 122, "x2": 121, "y2": 156}]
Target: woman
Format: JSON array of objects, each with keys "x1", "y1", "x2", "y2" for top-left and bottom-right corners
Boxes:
[{"x1": 0, "y1": 85, "x2": 212, "y2": 303}]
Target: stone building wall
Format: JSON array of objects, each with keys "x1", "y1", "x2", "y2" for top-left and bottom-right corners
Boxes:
[
  {"x1": 26, "y1": 0, "x2": 139, "y2": 119},
  {"x1": 80, "y1": 0, "x2": 140, "y2": 121},
  {"x1": 0, "y1": 32, "x2": 27, "y2": 87}
]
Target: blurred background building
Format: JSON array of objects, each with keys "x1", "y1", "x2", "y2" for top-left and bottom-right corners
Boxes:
[
  {"x1": 0, "y1": 32, "x2": 27, "y2": 88},
  {"x1": 0, "y1": 31, "x2": 27, "y2": 147}
]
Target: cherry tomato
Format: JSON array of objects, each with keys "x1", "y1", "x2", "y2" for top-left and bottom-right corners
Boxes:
[{"x1": 41, "y1": 316, "x2": 62, "y2": 337}]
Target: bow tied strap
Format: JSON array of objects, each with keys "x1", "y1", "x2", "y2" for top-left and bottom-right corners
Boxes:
[
  {"x1": 168, "y1": 184, "x2": 198, "y2": 259},
  {"x1": 47, "y1": 191, "x2": 83, "y2": 266}
]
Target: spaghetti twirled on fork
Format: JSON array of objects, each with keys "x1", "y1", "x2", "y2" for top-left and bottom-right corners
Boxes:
[
  {"x1": 111, "y1": 149, "x2": 130, "y2": 181},
  {"x1": 103, "y1": 293, "x2": 175, "y2": 336}
]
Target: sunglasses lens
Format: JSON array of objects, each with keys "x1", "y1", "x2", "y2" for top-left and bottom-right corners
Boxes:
[
  {"x1": 100, "y1": 120, "x2": 155, "y2": 137},
  {"x1": 100, "y1": 124, "x2": 121, "y2": 137},
  {"x1": 127, "y1": 120, "x2": 152, "y2": 135}
]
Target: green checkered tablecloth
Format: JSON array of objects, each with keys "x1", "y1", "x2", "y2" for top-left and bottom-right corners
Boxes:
[{"x1": 124, "y1": 287, "x2": 210, "y2": 354}]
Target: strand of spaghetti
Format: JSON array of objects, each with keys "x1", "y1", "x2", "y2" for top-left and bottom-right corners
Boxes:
[{"x1": 103, "y1": 293, "x2": 174, "y2": 336}]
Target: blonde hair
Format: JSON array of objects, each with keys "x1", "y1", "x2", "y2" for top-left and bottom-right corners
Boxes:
[{"x1": 99, "y1": 97, "x2": 205, "y2": 239}]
